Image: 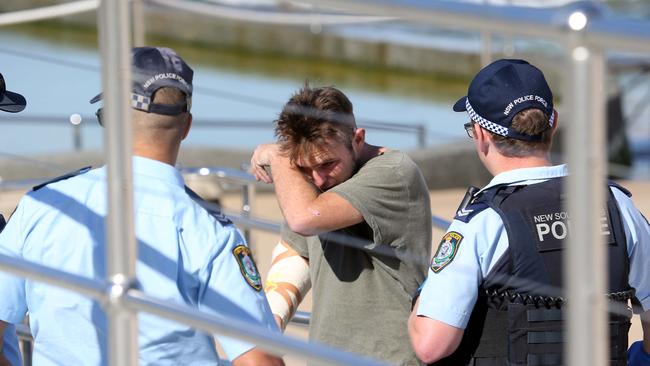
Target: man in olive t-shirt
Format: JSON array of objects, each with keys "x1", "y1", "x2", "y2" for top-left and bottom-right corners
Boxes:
[{"x1": 251, "y1": 84, "x2": 431, "y2": 365}]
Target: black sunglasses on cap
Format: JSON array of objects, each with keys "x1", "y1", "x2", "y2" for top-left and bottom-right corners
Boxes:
[{"x1": 95, "y1": 103, "x2": 188, "y2": 127}]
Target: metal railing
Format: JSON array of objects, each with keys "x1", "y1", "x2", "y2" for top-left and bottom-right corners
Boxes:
[
  {"x1": 0, "y1": 114, "x2": 429, "y2": 151},
  {"x1": 1, "y1": 165, "x2": 451, "y2": 365},
  {"x1": 1, "y1": 1, "x2": 649, "y2": 366},
  {"x1": 296, "y1": 2, "x2": 650, "y2": 366},
  {"x1": 0, "y1": 165, "x2": 452, "y2": 237}
]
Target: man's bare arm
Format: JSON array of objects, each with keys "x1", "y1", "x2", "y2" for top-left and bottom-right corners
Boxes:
[
  {"x1": 231, "y1": 347, "x2": 284, "y2": 366},
  {"x1": 251, "y1": 145, "x2": 363, "y2": 236},
  {"x1": 408, "y1": 298, "x2": 464, "y2": 364}
]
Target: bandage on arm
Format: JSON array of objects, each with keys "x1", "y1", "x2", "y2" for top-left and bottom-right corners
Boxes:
[{"x1": 264, "y1": 240, "x2": 310, "y2": 331}]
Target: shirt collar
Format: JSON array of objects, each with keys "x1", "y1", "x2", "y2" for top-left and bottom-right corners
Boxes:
[
  {"x1": 479, "y1": 164, "x2": 568, "y2": 194},
  {"x1": 132, "y1": 156, "x2": 185, "y2": 188}
]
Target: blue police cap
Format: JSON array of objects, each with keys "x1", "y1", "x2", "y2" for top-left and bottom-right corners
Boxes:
[
  {"x1": 453, "y1": 59, "x2": 554, "y2": 141},
  {"x1": 90, "y1": 46, "x2": 193, "y2": 115},
  {"x1": 0, "y1": 73, "x2": 26, "y2": 113}
]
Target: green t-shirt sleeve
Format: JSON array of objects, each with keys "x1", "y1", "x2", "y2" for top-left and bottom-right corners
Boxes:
[
  {"x1": 330, "y1": 151, "x2": 425, "y2": 248},
  {"x1": 280, "y1": 222, "x2": 310, "y2": 259}
]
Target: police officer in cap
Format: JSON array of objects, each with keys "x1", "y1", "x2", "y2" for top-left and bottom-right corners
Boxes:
[
  {"x1": 0, "y1": 72, "x2": 26, "y2": 366},
  {"x1": 0, "y1": 49, "x2": 284, "y2": 366},
  {"x1": 408, "y1": 59, "x2": 650, "y2": 365}
]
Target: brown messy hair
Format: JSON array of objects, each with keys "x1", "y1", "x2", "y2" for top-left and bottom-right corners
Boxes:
[
  {"x1": 275, "y1": 84, "x2": 356, "y2": 163},
  {"x1": 489, "y1": 108, "x2": 554, "y2": 157}
]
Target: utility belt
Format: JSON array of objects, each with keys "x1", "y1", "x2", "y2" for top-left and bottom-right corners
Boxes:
[{"x1": 468, "y1": 289, "x2": 635, "y2": 366}]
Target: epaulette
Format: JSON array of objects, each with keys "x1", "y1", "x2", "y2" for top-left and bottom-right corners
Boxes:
[
  {"x1": 32, "y1": 166, "x2": 92, "y2": 191},
  {"x1": 608, "y1": 181, "x2": 632, "y2": 197},
  {"x1": 454, "y1": 200, "x2": 490, "y2": 223},
  {"x1": 454, "y1": 186, "x2": 490, "y2": 223},
  {"x1": 184, "y1": 186, "x2": 232, "y2": 225}
]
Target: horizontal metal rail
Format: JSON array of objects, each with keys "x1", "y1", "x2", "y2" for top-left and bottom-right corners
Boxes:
[
  {"x1": 0, "y1": 115, "x2": 429, "y2": 147},
  {"x1": 149, "y1": 0, "x2": 394, "y2": 25},
  {"x1": 300, "y1": 0, "x2": 650, "y2": 54},
  {"x1": 0, "y1": 0, "x2": 99, "y2": 27},
  {"x1": 0, "y1": 253, "x2": 388, "y2": 366},
  {"x1": 0, "y1": 167, "x2": 452, "y2": 230}
]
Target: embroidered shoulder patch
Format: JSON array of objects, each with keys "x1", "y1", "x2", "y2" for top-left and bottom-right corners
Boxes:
[
  {"x1": 233, "y1": 245, "x2": 262, "y2": 291},
  {"x1": 431, "y1": 231, "x2": 463, "y2": 273}
]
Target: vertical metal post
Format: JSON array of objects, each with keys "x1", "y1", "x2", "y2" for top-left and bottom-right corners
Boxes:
[
  {"x1": 20, "y1": 338, "x2": 32, "y2": 366},
  {"x1": 97, "y1": 1, "x2": 138, "y2": 365},
  {"x1": 242, "y1": 183, "x2": 253, "y2": 245},
  {"x1": 417, "y1": 124, "x2": 426, "y2": 149},
  {"x1": 72, "y1": 123, "x2": 82, "y2": 151},
  {"x1": 480, "y1": 31, "x2": 492, "y2": 67},
  {"x1": 564, "y1": 40, "x2": 608, "y2": 366},
  {"x1": 132, "y1": 0, "x2": 145, "y2": 46}
]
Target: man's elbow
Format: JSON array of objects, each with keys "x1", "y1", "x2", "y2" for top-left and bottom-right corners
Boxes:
[
  {"x1": 231, "y1": 349, "x2": 285, "y2": 366},
  {"x1": 412, "y1": 339, "x2": 456, "y2": 364},
  {"x1": 409, "y1": 317, "x2": 463, "y2": 364},
  {"x1": 285, "y1": 215, "x2": 319, "y2": 237}
]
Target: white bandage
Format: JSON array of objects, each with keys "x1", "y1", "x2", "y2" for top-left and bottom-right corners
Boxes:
[{"x1": 264, "y1": 241, "x2": 311, "y2": 330}]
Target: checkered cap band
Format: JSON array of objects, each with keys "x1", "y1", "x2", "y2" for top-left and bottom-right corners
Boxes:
[
  {"x1": 548, "y1": 109, "x2": 555, "y2": 128},
  {"x1": 466, "y1": 99, "x2": 509, "y2": 136},
  {"x1": 466, "y1": 99, "x2": 555, "y2": 137},
  {"x1": 131, "y1": 93, "x2": 151, "y2": 111}
]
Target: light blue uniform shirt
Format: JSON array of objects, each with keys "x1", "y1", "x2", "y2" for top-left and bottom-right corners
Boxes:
[
  {"x1": 418, "y1": 164, "x2": 650, "y2": 328},
  {"x1": 0, "y1": 157, "x2": 278, "y2": 365}
]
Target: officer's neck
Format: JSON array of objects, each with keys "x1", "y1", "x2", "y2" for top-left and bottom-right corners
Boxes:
[
  {"x1": 133, "y1": 143, "x2": 180, "y2": 167},
  {"x1": 485, "y1": 154, "x2": 553, "y2": 176}
]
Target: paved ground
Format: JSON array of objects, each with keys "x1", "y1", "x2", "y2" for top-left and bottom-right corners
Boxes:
[{"x1": 1, "y1": 180, "x2": 647, "y2": 365}]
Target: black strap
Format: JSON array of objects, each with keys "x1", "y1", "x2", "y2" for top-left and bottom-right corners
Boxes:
[
  {"x1": 527, "y1": 331, "x2": 563, "y2": 344},
  {"x1": 527, "y1": 308, "x2": 562, "y2": 322},
  {"x1": 527, "y1": 353, "x2": 562, "y2": 366}
]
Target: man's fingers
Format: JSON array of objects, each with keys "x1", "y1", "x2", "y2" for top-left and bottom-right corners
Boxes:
[{"x1": 252, "y1": 164, "x2": 273, "y2": 183}]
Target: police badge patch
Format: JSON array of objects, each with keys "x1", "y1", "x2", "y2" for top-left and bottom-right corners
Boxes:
[
  {"x1": 431, "y1": 231, "x2": 463, "y2": 273},
  {"x1": 233, "y1": 245, "x2": 262, "y2": 291}
]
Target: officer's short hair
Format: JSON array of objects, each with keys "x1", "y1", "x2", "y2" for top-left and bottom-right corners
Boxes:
[
  {"x1": 133, "y1": 87, "x2": 187, "y2": 130},
  {"x1": 275, "y1": 83, "x2": 356, "y2": 164},
  {"x1": 487, "y1": 108, "x2": 554, "y2": 157},
  {"x1": 152, "y1": 87, "x2": 186, "y2": 106}
]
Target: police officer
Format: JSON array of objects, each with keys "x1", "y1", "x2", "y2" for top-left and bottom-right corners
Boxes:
[
  {"x1": 408, "y1": 59, "x2": 650, "y2": 365},
  {"x1": 0, "y1": 72, "x2": 27, "y2": 366},
  {"x1": 0, "y1": 48, "x2": 284, "y2": 366}
]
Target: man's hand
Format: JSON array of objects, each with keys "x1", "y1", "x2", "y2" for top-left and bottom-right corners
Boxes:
[{"x1": 250, "y1": 144, "x2": 281, "y2": 183}]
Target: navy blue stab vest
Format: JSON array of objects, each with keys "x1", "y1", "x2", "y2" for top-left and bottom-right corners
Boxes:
[{"x1": 432, "y1": 177, "x2": 633, "y2": 366}]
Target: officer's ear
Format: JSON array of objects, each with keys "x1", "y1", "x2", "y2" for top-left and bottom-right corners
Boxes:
[
  {"x1": 181, "y1": 113, "x2": 192, "y2": 141},
  {"x1": 474, "y1": 124, "x2": 492, "y2": 155}
]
